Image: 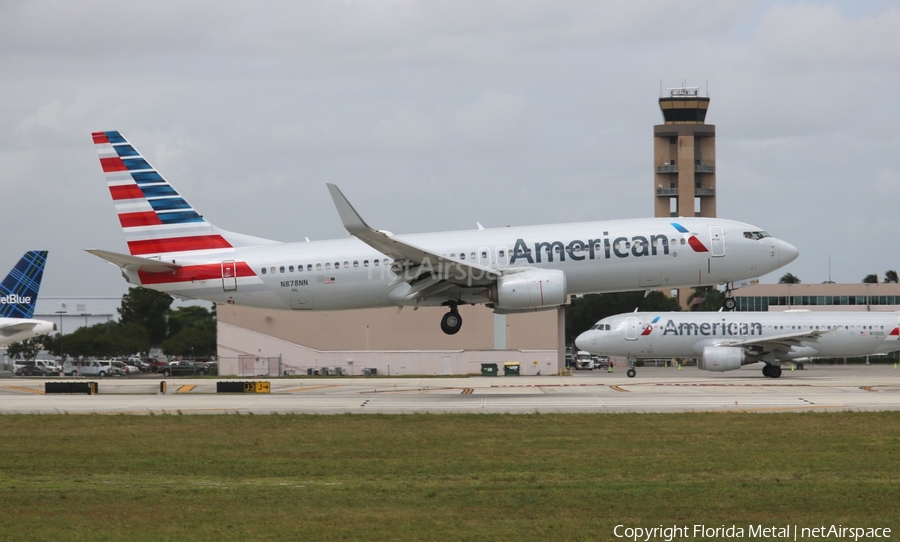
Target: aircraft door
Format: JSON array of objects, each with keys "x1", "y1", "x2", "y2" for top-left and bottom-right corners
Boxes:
[
  {"x1": 222, "y1": 261, "x2": 237, "y2": 291},
  {"x1": 626, "y1": 317, "x2": 638, "y2": 341},
  {"x1": 710, "y1": 226, "x2": 725, "y2": 257}
]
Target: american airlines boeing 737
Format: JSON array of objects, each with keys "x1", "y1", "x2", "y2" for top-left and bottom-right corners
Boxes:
[
  {"x1": 87, "y1": 131, "x2": 798, "y2": 334},
  {"x1": 0, "y1": 251, "x2": 56, "y2": 347},
  {"x1": 575, "y1": 310, "x2": 900, "y2": 378}
]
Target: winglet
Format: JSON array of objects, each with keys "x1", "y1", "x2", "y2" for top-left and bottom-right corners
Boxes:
[{"x1": 327, "y1": 183, "x2": 371, "y2": 236}]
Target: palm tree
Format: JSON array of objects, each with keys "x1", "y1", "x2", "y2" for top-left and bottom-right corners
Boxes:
[
  {"x1": 862, "y1": 274, "x2": 879, "y2": 284},
  {"x1": 884, "y1": 270, "x2": 899, "y2": 283},
  {"x1": 778, "y1": 273, "x2": 800, "y2": 284}
]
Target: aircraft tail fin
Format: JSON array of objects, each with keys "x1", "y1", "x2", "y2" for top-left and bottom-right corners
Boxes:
[
  {"x1": 91, "y1": 131, "x2": 275, "y2": 260},
  {"x1": 0, "y1": 251, "x2": 47, "y2": 319}
]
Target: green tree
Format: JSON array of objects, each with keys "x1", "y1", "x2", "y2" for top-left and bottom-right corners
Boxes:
[
  {"x1": 884, "y1": 270, "x2": 899, "y2": 283},
  {"x1": 686, "y1": 286, "x2": 726, "y2": 312},
  {"x1": 118, "y1": 287, "x2": 173, "y2": 349},
  {"x1": 778, "y1": 273, "x2": 801, "y2": 284},
  {"x1": 6, "y1": 337, "x2": 44, "y2": 361},
  {"x1": 862, "y1": 274, "x2": 879, "y2": 284},
  {"x1": 161, "y1": 305, "x2": 217, "y2": 358},
  {"x1": 565, "y1": 291, "x2": 681, "y2": 344}
]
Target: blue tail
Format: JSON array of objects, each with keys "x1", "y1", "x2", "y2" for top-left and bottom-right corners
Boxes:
[{"x1": 0, "y1": 251, "x2": 48, "y2": 319}]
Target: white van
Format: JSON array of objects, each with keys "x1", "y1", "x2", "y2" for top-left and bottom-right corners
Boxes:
[
  {"x1": 64, "y1": 360, "x2": 118, "y2": 377},
  {"x1": 574, "y1": 351, "x2": 594, "y2": 370}
]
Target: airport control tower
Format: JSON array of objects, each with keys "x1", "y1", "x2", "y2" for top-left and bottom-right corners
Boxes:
[{"x1": 653, "y1": 86, "x2": 716, "y2": 307}]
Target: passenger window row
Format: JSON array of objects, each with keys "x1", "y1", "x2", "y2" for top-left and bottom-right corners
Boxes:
[{"x1": 260, "y1": 258, "x2": 391, "y2": 275}]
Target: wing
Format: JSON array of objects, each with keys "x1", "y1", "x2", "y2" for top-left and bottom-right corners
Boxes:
[
  {"x1": 0, "y1": 321, "x2": 39, "y2": 337},
  {"x1": 327, "y1": 184, "x2": 500, "y2": 298},
  {"x1": 715, "y1": 329, "x2": 828, "y2": 357}
]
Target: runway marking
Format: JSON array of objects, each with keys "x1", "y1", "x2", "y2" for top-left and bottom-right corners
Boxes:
[
  {"x1": 492, "y1": 383, "x2": 608, "y2": 389},
  {"x1": 861, "y1": 386, "x2": 877, "y2": 392},
  {"x1": 1, "y1": 386, "x2": 44, "y2": 394},
  {"x1": 654, "y1": 383, "x2": 811, "y2": 387},
  {"x1": 461, "y1": 388, "x2": 473, "y2": 395},
  {"x1": 282, "y1": 384, "x2": 344, "y2": 393},
  {"x1": 610, "y1": 385, "x2": 629, "y2": 393},
  {"x1": 177, "y1": 385, "x2": 196, "y2": 393}
]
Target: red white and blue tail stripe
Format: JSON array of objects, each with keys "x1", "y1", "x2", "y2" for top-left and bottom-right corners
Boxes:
[{"x1": 92, "y1": 131, "x2": 234, "y2": 259}]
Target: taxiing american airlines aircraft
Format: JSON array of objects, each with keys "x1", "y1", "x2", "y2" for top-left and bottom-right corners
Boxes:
[
  {"x1": 87, "y1": 131, "x2": 798, "y2": 334},
  {"x1": 575, "y1": 310, "x2": 900, "y2": 378},
  {"x1": 0, "y1": 251, "x2": 56, "y2": 347}
]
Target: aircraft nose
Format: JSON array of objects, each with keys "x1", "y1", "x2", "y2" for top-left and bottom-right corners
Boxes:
[
  {"x1": 776, "y1": 239, "x2": 800, "y2": 266},
  {"x1": 574, "y1": 333, "x2": 589, "y2": 352}
]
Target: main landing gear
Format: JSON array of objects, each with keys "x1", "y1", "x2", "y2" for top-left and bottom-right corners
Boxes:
[
  {"x1": 762, "y1": 364, "x2": 782, "y2": 378},
  {"x1": 441, "y1": 306, "x2": 462, "y2": 335}
]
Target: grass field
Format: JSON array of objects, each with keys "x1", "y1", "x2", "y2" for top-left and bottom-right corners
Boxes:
[{"x1": 1, "y1": 412, "x2": 899, "y2": 541}]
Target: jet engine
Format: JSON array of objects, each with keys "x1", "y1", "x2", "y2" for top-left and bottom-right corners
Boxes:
[
  {"x1": 487, "y1": 269, "x2": 566, "y2": 311},
  {"x1": 697, "y1": 346, "x2": 749, "y2": 372}
]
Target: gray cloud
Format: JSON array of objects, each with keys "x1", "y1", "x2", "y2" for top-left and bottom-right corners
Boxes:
[{"x1": 2, "y1": 1, "x2": 899, "y2": 296}]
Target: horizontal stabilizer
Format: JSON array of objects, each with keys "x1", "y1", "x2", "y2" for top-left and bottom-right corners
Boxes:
[{"x1": 85, "y1": 249, "x2": 181, "y2": 274}]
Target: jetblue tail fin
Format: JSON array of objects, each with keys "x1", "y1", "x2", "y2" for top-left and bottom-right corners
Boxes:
[
  {"x1": 0, "y1": 251, "x2": 47, "y2": 319},
  {"x1": 91, "y1": 131, "x2": 275, "y2": 260}
]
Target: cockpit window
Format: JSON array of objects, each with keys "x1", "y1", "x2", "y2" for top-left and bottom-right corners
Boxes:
[
  {"x1": 743, "y1": 231, "x2": 771, "y2": 240},
  {"x1": 590, "y1": 324, "x2": 600, "y2": 330}
]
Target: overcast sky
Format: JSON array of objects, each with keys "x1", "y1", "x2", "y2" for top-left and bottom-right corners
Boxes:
[{"x1": 2, "y1": 0, "x2": 899, "y2": 299}]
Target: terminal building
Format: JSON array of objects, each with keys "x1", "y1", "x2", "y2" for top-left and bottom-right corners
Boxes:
[{"x1": 733, "y1": 283, "x2": 900, "y2": 313}]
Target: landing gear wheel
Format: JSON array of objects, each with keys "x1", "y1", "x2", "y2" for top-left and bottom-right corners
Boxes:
[
  {"x1": 627, "y1": 368, "x2": 636, "y2": 378},
  {"x1": 723, "y1": 297, "x2": 736, "y2": 311},
  {"x1": 762, "y1": 365, "x2": 772, "y2": 378},
  {"x1": 770, "y1": 365, "x2": 782, "y2": 378},
  {"x1": 441, "y1": 310, "x2": 462, "y2": 335}
]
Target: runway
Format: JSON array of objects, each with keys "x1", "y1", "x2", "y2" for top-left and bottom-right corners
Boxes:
[{"x1": 2, "y1": 365, "x2": 900, "y2": 414}]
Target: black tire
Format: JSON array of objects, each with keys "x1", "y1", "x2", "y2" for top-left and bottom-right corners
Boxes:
[
  {"x1": 770, "y1": 365, "x2": 782, "y2": 378},
  {"x1": 440, "y1": 311, "x2": 462, "y2": 335},
  {"x1": 627, "y1": 368, "x2": 636, "y2": 378},
  {"x1": 162, "y1": 369, "x2": 171, "y2": 377},
  {"x1": 39, "y1": 371, "x2": 47, "y2": 377},
  {"x1": 98, "y1": 371, "x2": 106, "y2": 378},
  {"x1": 762, "y1": 365, "x2": 772, "y2": 377},
  {"x1": 723, "y1": 298, "x2": 736, "y2": 311}
]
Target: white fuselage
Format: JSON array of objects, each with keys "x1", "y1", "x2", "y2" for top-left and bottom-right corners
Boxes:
[
  {"x1": 126, "y1": 217, "x2": 797, "y2": 311},
  {"x1": 575, "y1": 311, "x2": 900, "y2": 361}
]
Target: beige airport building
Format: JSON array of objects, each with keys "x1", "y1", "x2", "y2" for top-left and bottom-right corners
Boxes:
[{"x1": 217, "y1": 305, "x2": 562, "y2": 377}]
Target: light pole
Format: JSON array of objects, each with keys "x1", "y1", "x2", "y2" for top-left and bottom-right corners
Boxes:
[{"x1": 55, "y1": 304, "x2": 67, "y2": 374}]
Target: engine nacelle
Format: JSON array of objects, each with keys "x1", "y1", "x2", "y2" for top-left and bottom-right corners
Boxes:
[
  {"x1": 488, "y1": 269, "x2": 566, "y2": 311},
  {"x1": 698, "y1": 346, "x2": 748, "y2": 372}
]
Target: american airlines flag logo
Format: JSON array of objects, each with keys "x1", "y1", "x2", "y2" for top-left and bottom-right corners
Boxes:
[{"x1": 641, "y1": 316, "x2": 660, "y2": 336}]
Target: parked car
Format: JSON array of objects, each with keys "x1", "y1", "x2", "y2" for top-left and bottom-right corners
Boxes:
[
  {"x1": 14, "y1": 359, "x2": 61, "y2": 376},
  {"x1": 112, "y1": 361, "x2": 135, "y2": 375},
  {"x1": 146, "y1": 359, "x2": 171, "y2": 373},
  {"x1": 159, "y1": 361, "x2": 209, "y2": 377},
  {"x1": 592, "y1": 355, "x2": 613, "y2": 369},
  {"x1": 127, "y1": 356, "x2": 148, "y2": 372}
]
